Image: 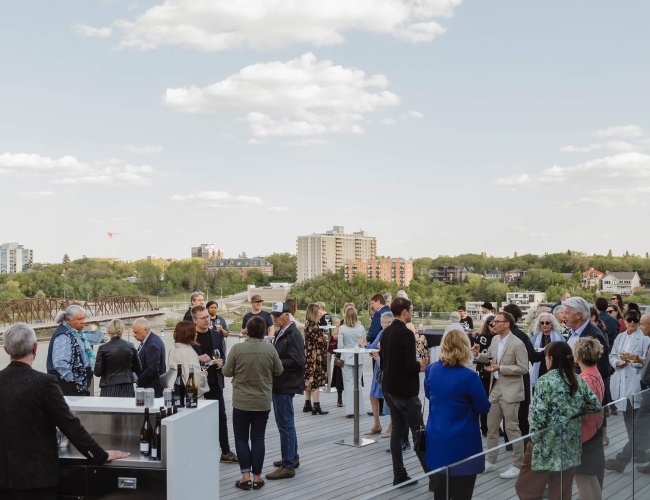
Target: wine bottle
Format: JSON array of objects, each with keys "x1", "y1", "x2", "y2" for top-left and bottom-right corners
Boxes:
[
  {"x1": 151, "y1": 412, "x2": 162, "y2": 461},
  {"x1": 185, "y1": 363, "x2": 198, "y2": 408},
  {"x1": 173, "y1": 363, "x2": 185, "y2": 408},
  {"x1": 139, "y1": 407, "x2": 152, "y2": 456}
]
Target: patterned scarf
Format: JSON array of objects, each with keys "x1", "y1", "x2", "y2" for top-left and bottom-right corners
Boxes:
[{"x1": 64, "y1": 321, "x2": 96, "y2": 370}]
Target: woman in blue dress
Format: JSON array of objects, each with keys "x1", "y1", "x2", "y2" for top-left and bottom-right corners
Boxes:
[
  {"x1": 424, "y1": 329, "x2": 491, "y2": 500},
  {"x1": 364, "y1": 311, "x2": 394, "y2": 435}
]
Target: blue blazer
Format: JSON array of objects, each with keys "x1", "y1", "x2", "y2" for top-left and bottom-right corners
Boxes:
[
  {"x1": 424, "y1": 361, "x2": 491, "y2": 476},
  {"x1": 137, "y1": 332, "x2": 166, "y2": 398},
  {"x1": 193, "y1": 328, "x2": 227, "y2": 391},
  {"x1": 366, "y1": 305, "x2": 390, "y2": 343}
]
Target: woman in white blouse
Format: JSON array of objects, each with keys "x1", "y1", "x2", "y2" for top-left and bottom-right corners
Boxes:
[
  {"x1": 167, "y1": 321, "x2": 209, "y2": 398},
  {"x1": 337, "y1": 307, "x2": 366, "y2": 417}
]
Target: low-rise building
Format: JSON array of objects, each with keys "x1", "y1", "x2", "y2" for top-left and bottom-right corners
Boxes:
[
  {"x1": 504, "y1": 269, "x2": 526, "y2": 284},
  {"x1": 600, "y1": 271, "x2": 641, "y2": 296},
  {"x1": 191, "y1": 244, "x2": 224, "y2": 260},
  {"x1": 500, "y1": 291, "x2": 546, "y2": 323},
  {"x1": 205, "y1": 258, "x2": 273, "y2": 277},
  {"x1": 432, "y1": 265, "x2": 470, "y2": 284},
  {"x1": 582, "y1": 268, "x2": 604, "y2": 289},
  {"x1": 0, "y1": 242, "x2": 33, "y2": 274},
  {"x1": 465, "y1": 301, "x2": 494, "y2": 320},
  {"x1": 344, "y1": 258, "x2": 413, "y2": 287},
  {"x1": 485, "y1": 268, "x2": 505, "y2": 280}
]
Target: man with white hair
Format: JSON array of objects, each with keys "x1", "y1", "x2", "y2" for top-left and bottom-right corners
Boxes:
[
  {"x1": 133, "y1": 317, "x2": 166, "y2": 398},
  {"x1": 563, "y1": 296, "x2": 610, "y2": 381},
  {"x1": 0, "y1": 323, "x2": 129, "y2": 498}
]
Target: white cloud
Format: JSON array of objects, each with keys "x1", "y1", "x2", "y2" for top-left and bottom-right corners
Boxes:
[
  {"x1": 73, "y1": 24, "x2": 113, "y2": 38},
  {"x1": 115, "y1": 0, "x2": 461, "y2": 52},
  {"x1": 0, "y1": 152, "x2": 156, "y2": 186},
  {"x1": 559, "y1": 143, "x2": 603, "y2": 152},
  {"x1": 282, "y1": 139, "x2": 330, "y2": 146},
  {"x1": 267, "y1": 206, "x2": 289, "y2": 212},
  {"x1": 406, "y1": 110, "x2": 424, "y2": 118},
  {"x1": 171, "y1": 191, "x2": 263, "y2": 208},
  {"x1": 125, "y1": 145, "x2": 163, "y2": 154},
  {"x1": 603, "y1": 141, "x2": 636, "y2": 152},
  {"x1": 20, "y1": 191, "x2": 57, "y2": 198},
  {"x1": 247, "y1": 138, "x2": 268, "y2": 145},
  {"x1": 593, "y1": 125, "x2": 643, "y2": 138},
  {"x1": 381, "y1": 118, "x2": 397, "y2": 125},
  {"x1": 164, "y1": 53, "x2": 400, "y2": 137},
  {"x1": 495, "y1": 152, "x2": 650, "y2": 191}
]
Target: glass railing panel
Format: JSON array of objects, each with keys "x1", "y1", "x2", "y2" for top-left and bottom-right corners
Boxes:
[{"x1": 632, "y1": 389, "x2": 650, "y2": 498}]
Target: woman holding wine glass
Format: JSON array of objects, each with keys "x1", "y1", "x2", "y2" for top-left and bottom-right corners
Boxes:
[
  {"x1": 303, "y1": 303, "x2": 329, "y2": 415},
  {"x1": 167, "y1": 322, "x2": 209, "y2": 399},
  {"x1": 337, "y1": 307, "x2": 367, "y2": 417}
]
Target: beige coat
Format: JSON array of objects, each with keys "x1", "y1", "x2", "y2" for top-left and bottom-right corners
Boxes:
[
  {"x1": 167, "y1": 343, "x2": 209, "y2": 397},
  {"x1": 476, "y1": 332, "x2": 528, "y2": 403}
]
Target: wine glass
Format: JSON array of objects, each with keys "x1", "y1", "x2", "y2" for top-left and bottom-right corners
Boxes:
[{"x1": 213, "y1": 349, "x2": 221, "y2": 361}]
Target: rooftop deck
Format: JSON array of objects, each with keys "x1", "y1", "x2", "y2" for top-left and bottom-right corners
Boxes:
[{"x1": 217, "y1": 357, "x2": 649, "y2": 499}]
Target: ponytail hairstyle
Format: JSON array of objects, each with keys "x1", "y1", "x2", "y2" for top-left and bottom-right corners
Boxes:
[{"x1": 545, "y1": 341, "x2": 578, "y2": 396}]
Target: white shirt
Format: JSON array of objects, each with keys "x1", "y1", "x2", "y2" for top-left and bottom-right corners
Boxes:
[{"x1": 494, "y1": 332, "x2": 511, "y2": 380}]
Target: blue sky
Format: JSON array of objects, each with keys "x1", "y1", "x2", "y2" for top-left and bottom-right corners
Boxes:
[{"x1": 2, "y1": 1, "x2": 649, "y2": 263}]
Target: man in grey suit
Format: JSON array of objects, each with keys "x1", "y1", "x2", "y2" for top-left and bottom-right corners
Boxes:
[
  {"x1": 472, "y1": 311, "x2": 528, "y2": 479},
  {"x1": 0, "y1": 323, "x2": 128, "y2": 499}
]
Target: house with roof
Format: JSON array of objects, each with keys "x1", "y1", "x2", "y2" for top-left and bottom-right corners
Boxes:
[
  {"x1": 485, "y1": 268, "x2": 505, "y2": 280},
  {"x1": 599, "y1": 271, "x2": 641, "y2": 296},
  {"x1": 582, "y1": 268, "x2": 605, "y2": 289},
  {"x1": 504, "y1": 269, "x2": 526, "y2": 284},
  {"x1": 432, "y1": 265, "x2": 471, "y2": 284}
]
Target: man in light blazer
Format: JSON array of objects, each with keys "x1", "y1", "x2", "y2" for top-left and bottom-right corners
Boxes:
[{"x1": 472, "y1": 311, "x2": 528, "y2": 479}]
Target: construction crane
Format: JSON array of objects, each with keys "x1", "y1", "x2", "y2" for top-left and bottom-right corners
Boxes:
[{"x1": 107, "y1": 232, "x2": 121, "y2": 258}]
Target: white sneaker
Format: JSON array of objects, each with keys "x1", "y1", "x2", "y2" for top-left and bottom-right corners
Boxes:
[
  {"x1": 483, "y1": 461, "x2": 497, "y2": 473},
  {"x1": 500, "y1": 466, "x2": 520, "y2": 479}
]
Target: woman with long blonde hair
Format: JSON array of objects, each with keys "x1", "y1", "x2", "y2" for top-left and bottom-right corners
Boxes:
[
  {"x1": 337, "y1": 307, "x2": 367, "y2": 417},
  {"x1": 303, "y1": 303, "x2": 329, "y2": 415}
]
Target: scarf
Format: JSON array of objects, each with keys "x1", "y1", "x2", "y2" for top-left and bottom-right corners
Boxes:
[
  {"x1": 531, "y1": 330, "x2": 565, "y2": 386},
  {"x1": 64, "y1": 321, "x2": 96, "y2": 369}
]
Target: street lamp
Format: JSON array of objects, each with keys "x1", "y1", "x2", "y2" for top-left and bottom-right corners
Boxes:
[
  {"x1": 218, "y1": 287, "x2": 223, "y2": 308},
  {"x1": 63, "y1": 288, "x2": 69, "y2": 300}
]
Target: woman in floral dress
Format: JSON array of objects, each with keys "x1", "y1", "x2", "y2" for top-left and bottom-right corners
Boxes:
[
  {"x1": 515, "y1": 341, "x2": 601, "y2": 500},
  {"x1": 303, "y1": 303, "x2": 329, "y2": 415}
]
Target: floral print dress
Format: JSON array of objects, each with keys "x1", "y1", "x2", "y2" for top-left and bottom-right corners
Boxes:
[
  {"x1": 530, "y1": 369, "x2": 601, "y2": 471},
  {"x1": 304, "y1": 320, "x2": 328, "y2": 391}
]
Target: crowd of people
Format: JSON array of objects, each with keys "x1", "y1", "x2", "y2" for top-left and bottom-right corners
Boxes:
[{"x1": 3, "y1": 289, "x2": 650, "y2": 499}]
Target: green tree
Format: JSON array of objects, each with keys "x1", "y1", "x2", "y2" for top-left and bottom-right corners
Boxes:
[{"x1": 62, "y1": 254, "x2": 70, "y2": 264}]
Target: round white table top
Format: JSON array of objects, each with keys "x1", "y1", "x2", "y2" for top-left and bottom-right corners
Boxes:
[{"x1": 334, "y1": 348, "x2": 379, "y2": 354}]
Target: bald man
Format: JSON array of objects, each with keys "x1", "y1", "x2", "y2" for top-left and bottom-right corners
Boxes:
[{"x1": 133, "y1": 318, "x2": 166, "y2": 398}]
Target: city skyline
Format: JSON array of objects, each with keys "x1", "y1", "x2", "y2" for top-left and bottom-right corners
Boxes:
[{"x1": 2, "y1": 1, "x2": 650, "y2": 263}]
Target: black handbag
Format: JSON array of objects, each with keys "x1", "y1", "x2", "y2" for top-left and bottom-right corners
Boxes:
[{"x1": 414, "y1": 424, "x2": 426, "y2": 452}]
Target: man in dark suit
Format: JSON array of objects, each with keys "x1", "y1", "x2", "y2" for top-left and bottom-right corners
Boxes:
[
  {"x1": 191, "y1": 305, "x2": 237, "y2": 463},
  {"x1": 0, "y1": 323, "x2": 128, "y2": 499},
  {"x1": 563, "y1": 297, "x2": 610, "y2": 381},
  {"x1": 133, "y1": 317, "x2": 166, "y2": 398},
  {"x1": 380, "y1": 297, "x2": 431, "y2": 487}
]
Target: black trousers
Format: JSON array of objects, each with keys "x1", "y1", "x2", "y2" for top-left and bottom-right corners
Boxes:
[
  {"x1": 0, "y1": 487, "x2": 57, "y2": 500},
  {"x1": 57, "y1": 374, "x2": 92, "y2": 396},
  {"x1": 204, "y1": 383, "x2": 231, "y2": 454},
  {"x1": 431, "y1": 473, "x2": 477, "y2": 500}
]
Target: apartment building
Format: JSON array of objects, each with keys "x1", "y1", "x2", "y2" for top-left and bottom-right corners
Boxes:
[
  {"x1": 582, "y1": 268, "x2": 604, "y2": 289},
  {"x1": 296, "y1": 226, "x2": 376, "y2": 282},
  {"x1": 204, "y1": 258, "x2": 273, "y2": 277},
  {"x1": 600, "y1": 271, "x2": 641, "y2": 296},
  {"x1": 191, "y1": 244, "x2": 224, "y2": 260},
  {"x1": 0, "y1": 242, "x2": 33, "y2": 274},
  {"x1": 500, "y1": 291, "x2": 546, "y2": 323},
  {"x1": 344, "y1": 258, "x2": 413, "y2": 287}
]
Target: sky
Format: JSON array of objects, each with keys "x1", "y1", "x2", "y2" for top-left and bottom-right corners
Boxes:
[{"x1": 2, "y1": 0, "x2": 650, "y2": 264}]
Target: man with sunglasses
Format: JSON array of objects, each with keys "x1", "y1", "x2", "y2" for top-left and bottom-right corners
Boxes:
[
  {"x1": 472, "y1": 311, "x2": 528, "y2": 479},
  {"x1": 242, "y1": 295, "x2": 275, "y2": 339}
]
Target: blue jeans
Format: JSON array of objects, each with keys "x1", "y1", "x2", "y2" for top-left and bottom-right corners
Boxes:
[
  {"x1": 272, "y1": 393, "x2": 299, "y2": 469},
  {"x1": 232, "y1": 408, "x2": 270, "y2": 475}
]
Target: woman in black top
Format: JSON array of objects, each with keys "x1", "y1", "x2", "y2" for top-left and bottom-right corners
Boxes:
[
  {"x1": 472, "y1": 315, "x2": 495, "y2": 436},
  {"x1": 94, "y1": 319, "x2": 141, "y2": 397}
]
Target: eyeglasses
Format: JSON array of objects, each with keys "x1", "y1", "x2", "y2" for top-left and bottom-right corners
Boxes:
[
  {"x1": 539, "y1": 321, "x2": 552, "y2": 326},
  {"x1": 626, "y1": 317, "x2": 640, "y2": 323},
  {"x1": 489, "y1": 320, "x2": 508, "y2": 325},
  {"x1": 606, "y1": 310, "x2": 615, "y2": 314}
]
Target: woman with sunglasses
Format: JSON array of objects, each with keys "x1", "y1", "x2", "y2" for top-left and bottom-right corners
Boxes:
[
  {"x1": 611, "y1": 294, "x2": 626, "y2": 316},
  {"x1": 529, "y1": 313, "x2": 565, "y2": 396},
  {"x1": 607, "y1": 303, "x2": 626, "y2": 333},
  {"x1": 606, "y1": 310, "x2": 650, "y2": 472}
]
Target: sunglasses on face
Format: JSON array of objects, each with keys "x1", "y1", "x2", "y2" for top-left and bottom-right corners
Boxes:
[
  {"x1": 253, "y1": 300, "x2": 263, "y2": 304},
  {"x1": 539, "y1": 321, "x2": 552, "y2": 326},
  {"x1": 607, "y1": 310, "x2": 615, "y2": 314},
  {"x1": 611, "y1": 298, "x2": 617, "y2": 301},
  {"x1": 626, "y1": 318, "x2": 640, "y2": 323}
]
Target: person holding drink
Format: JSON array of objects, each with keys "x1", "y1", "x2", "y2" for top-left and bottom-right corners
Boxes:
[
  {"x1": 207, "y1": 300, "x2": 229, "y2": 338},
  {"x1": 303, "y1": 303, "x2": 329, "y2": 415}
]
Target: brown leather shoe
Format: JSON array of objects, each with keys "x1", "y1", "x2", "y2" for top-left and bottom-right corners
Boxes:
[
  {"x1": 272, "y1": 458, "x2": 300, "y2": 468},
  {"x1": 266, "y1": 466, "x2": 296, "y2": 480},
  {"x1": 637, "y1": 464, "x2": 650, "y2": 474},
  {"x1": 605, "y1": 459, "x2": 625, "y2": 473}
]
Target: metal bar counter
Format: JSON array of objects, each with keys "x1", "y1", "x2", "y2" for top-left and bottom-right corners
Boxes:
[{"x1": 58, "y1": 397, "x2": 220, "y2": 500}]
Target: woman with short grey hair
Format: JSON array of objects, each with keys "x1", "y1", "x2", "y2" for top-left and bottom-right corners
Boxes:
[
  {"x1": 46, "y1": 304, "x2": 96, "y2": 396},
  {"x1": 94, "y1": 319, "x2": 142, "y2": 397},
  {"x1": 444, "y1": 311, "x2": 466, "y2": 334}
]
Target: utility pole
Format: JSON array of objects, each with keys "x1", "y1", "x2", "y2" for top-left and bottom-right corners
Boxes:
[{"x1": 107, "y1": 232, "x2": 121, "y2": 258}]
